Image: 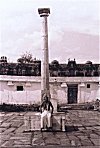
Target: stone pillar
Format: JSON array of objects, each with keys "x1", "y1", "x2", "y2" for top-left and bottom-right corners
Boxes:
[{"x1": 38, "y1": 8, "x2": 50, "y2": 101}]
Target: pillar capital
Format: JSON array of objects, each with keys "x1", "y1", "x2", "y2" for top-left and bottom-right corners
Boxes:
[{"x1": 38, "y1": 8, "x2": 50, "y2": 17}]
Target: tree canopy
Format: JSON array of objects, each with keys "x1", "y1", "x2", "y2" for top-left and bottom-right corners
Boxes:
[{"x1": 17, "y1": 52, "x2": 34, "y2": 63}]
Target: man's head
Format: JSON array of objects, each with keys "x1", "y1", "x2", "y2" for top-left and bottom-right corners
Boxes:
[{"x1": 44, "y1": 96, "x2": 49, "y2": 102}]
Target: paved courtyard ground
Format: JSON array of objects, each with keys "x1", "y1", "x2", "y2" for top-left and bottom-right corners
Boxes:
[{"x1": 0, "y1": 110, "x2": 100, "y2": 148}]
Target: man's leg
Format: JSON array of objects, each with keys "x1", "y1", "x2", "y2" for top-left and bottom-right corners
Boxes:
[
  {"x1": 41, "y1": 110, "x2": 47, "y2": 129},
  {"x1": 47, "y1": 112, "x2": 52, "y2": 128}
]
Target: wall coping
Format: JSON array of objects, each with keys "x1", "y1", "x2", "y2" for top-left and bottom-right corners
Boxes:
[{"x1": 0, "y1": 75, "x2": 99, "y2": 83}]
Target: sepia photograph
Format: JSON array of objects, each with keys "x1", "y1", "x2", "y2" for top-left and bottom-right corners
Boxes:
[{"x1": 0, "y1": 0, "x2": 100, "y2": 147}]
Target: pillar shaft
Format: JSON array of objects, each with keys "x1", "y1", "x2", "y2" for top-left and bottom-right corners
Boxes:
[
  {"x1": 38, "y1": 8, "x2": 50, "y2": 101},
  {"x1": 41, "y1": 16, "x2": 50, "y2": 98}
]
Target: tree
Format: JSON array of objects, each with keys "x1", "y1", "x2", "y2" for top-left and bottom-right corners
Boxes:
[{"x1": 17, "y1": 52, "x2": 34, "y2": 64}]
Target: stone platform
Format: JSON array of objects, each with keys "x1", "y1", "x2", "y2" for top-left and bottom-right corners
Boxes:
[
  {"x1": 0, "y1": 110, "x2": 100, "y2": 147},
  {"x1": 24, "y1": 112, "x2": 66, "y2": 132}
]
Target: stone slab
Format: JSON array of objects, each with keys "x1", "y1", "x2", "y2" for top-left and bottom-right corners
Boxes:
[
  {"x1": 32, "y1": 137, "x2": 44, "y2": 145},
  {"x1": 45, "y1": 137, "x2": 60, "y2": 145},
  {"x1": 91, "y1": 138, "x2": 100, "y2": 146},
  {"x1": 1, "y1": 122, "x2": 11, "y2": 128},
  {"x1": 2, "y1": 127, "x2": 15, "y2": 135}
]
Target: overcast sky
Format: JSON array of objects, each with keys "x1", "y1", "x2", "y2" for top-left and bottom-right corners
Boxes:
[{"x1": 0, "y1": 0, "x2": 99, "y2": 63}]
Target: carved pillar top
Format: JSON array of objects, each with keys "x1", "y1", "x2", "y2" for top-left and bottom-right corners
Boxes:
[{"x1": 38, "y1": 8, "x2": 50, "y2": 17}]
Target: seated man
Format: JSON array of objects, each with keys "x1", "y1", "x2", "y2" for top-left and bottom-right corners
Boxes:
[{"x1": 40, "y1": 95, "x2": 54, "y2": 131}]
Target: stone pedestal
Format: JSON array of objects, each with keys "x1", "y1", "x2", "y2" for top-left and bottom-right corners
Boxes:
[
  {"x1": 24, "y1": 112, "x2": 66, "y2": 131},
  {"x1": 24, "y1": 112, "x2": 41, "y2": 131}
]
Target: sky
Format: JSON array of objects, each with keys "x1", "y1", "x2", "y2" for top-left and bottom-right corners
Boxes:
[{"x1": 0, "y1": 0, "x2": 99, "y2": 64}]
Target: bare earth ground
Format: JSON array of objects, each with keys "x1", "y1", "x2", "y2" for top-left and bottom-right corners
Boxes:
[{"x1": 0, "y1": 110, "x2": 100, "y2": 148}]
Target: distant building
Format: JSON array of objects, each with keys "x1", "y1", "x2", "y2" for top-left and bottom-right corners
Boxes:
[
  {"x1": 0, "y1": 56, "x2": 99, "y2": 77},
  {"x1": 0, "y1": 56, "x2": 100, "y2": 104},
  {"x1": 0, "y1": 56, "x2": 41, "y2": 76}
]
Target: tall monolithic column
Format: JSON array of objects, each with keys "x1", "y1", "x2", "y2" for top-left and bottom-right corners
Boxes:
[{"x1": 38, "y1": 8, "x2": 50, "y2": 101}]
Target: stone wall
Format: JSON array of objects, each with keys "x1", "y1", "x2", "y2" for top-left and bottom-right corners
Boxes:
[{"x1": 0, "y1": 75, "x2": 99, "y2": 104}]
